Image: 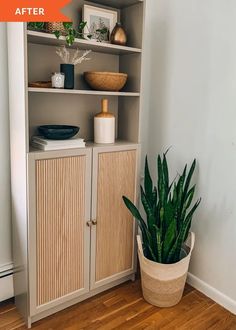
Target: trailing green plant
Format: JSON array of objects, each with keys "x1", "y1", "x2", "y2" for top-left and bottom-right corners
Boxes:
[
  {"x1": 27, "y1": 21, "x2": 109, "y2": 46},
  {"x1": 54, "y1": 22, "x2": 88, "y2": 46},
  {"x1": 123, "y1": 152, "x2": 201, "y2": 264},
  {"x1": 27, "y1": 22, "x2": 88, "y2": 46},
  {"x1": 27, "y1": 22, "x2": 45, "y2": 31}
]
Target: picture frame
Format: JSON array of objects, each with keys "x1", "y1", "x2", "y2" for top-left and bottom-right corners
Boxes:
[{"x1": 83, "y1": 4, "x2": 118, "y2": 43}]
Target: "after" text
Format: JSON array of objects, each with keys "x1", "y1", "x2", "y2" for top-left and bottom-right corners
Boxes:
[{"x1": 15, "y1": 8, "x2": 45, "y2": 15}]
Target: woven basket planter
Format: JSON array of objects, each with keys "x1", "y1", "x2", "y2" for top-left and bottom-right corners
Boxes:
[
  {"x1": 137, "y1": 232, "x2": 195, "y2": 307},
  {"x1": 46, "y1": 22, "x2": 66, "y2": 35}
]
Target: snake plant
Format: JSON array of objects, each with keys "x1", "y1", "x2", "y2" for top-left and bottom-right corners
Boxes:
[{"x1": 123, "y1": 153, "x2": 201, "y2": 264}]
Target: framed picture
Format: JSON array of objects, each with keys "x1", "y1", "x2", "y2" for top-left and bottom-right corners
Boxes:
[{"x1": 83, "y1": 5, "x2": 118, "y2": 43}]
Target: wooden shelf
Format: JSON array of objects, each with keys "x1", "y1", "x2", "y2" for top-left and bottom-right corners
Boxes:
[
  {"x1": 28, "y1": 87, "x2": 140, "y2": 97},
  {"x1": 27, "y1": 31, "x2": 142, "y2": 55},
  {"x1": 89, "y1": 0, "x2": 143, "y2": 9},
  {"x1": 29, "y1": 140, "x2": 138, "y2": 154}
]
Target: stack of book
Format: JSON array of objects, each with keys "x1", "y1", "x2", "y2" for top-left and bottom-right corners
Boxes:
[{"x1": 31, "y1": 136, "x2": 86, "y2": 151}]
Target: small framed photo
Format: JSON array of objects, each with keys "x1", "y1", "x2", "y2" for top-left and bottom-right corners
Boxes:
[{"x1": 83, "y1": 4, "x2": 118, "y2": 43}]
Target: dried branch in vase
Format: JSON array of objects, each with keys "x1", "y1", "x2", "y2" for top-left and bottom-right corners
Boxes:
[{"x1": 56, "y1": 46, "x2": 92, "y2": 65}]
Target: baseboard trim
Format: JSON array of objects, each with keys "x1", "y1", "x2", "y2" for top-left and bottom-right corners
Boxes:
[
  {"x1": 0, "y1": 262, "x2": 13, "y2": 275},
  {"x1": 0, "y1": 274, "x2": 14, "y2": 302},
  {"x1": 187, "y1": 272, "x2": 236, "y2": 315}
]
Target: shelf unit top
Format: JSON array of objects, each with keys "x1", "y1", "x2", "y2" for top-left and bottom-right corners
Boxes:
[
  {"x1": 88, "y1": 0, "x2": 143, "y2": 9},
  {"x1": 28, "y1": 87, "x2": 140, "y2": 97},
  {"x1": 27, "y1": 31, "x2": 142, "y2": 55}
]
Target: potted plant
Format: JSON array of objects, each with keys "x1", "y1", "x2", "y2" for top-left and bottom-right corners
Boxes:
[
  {"x1": 27, "y1": 21, "x2": 109, "y2": 46},
  {"x1": 123, "y1": 152, "x2": 201, "y2": 307},
  {"x1": 56, "y1": 46, "x2": 91, "y2": 89}
]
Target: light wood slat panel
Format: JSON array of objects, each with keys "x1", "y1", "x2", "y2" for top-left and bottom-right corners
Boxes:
[
  {"x1": 95, "y1": 150, "x2": 137, "y2": 282},
  {"x1": 36, "y1": 156, "x2": 86, "y2": 306}
]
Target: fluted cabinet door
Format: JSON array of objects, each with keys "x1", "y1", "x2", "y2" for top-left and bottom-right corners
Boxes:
[
  {"x1": 90, "y1": 145, "x2": 139, "y2": 289},
  {"x1": 28, "y1": 150, "x2": 91, "y2": 314}
]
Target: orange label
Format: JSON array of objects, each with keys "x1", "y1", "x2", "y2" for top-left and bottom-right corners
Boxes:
[{"x1": 0, "y1": 0, "x2": 71, "y2": 22}]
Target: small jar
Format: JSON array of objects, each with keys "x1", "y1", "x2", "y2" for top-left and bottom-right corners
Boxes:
[{"x1": 51, "y1": 72, "x2": 65, "y2": 89}]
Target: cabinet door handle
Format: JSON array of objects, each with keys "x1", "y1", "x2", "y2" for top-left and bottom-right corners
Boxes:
[
  {"x1": 92, "y1": 219, "x2": 97, "y2": 226},
  {"x1": 86, "y1": 221, "x2": 93, "y2": 227}
]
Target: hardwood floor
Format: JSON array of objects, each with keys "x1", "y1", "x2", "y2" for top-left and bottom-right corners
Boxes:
[{"x1": 0, "y1": 281, "x2": 236, "y2": 330}]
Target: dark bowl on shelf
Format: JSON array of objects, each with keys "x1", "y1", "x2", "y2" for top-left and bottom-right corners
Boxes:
[{"x1": 38, "y1": 125, "x2": 80, "y2": 140}]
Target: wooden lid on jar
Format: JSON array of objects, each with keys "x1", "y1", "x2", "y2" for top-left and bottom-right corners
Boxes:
[{"x1": 95, "y1": 99, "x2": 115, "y2": 118}]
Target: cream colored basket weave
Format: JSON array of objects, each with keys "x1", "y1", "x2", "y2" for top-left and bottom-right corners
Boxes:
[
  {"x1": 46, "y1": 22, "x2": 66, "y2": 34},
  {"x1": 137, "y1": 232, "x2": 195, "y2": 307}
]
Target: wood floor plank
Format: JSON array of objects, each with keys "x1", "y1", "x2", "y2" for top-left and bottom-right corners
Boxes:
[
  {"x1": 0, "y1": 308, "x2": 25, "y2": 330},
  {"x1": 0, "y1": 280, "x2": 235, "y2": 330},
  {"x1": 0, "y1": 299, "x2": 15, "y2": 315},
  {"x1": 126, "y1": 291, "x2": 213, "y2": 329},
  {"x1": 181, "y1": 303, "x2": 236, "y2": 330}
]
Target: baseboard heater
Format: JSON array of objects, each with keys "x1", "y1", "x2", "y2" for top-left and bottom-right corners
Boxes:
[{"x1": 0, "y1": 263, "x2": 14, "y2": 302}]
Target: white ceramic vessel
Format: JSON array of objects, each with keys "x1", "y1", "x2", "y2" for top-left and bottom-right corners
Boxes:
[
  {"x1": 94, "y1": 99, "x2": 115, "y2": 144},
  {"x1": 51, "y1": 72, "x2": 65, "y2": 88}
]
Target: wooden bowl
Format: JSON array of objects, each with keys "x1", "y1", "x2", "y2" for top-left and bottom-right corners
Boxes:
[
  {"x1": 84, "y1": 72, "x2": 128, "y2": 91},
  {"x1": 29, "y1": 81, "x2": 52, "y2": 88}
]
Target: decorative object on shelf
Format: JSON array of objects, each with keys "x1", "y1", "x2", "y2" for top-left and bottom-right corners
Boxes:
[
  {"x1": 46, "y1": 22, "x2": 66, "y2": 35},
  {"x1": 111, "y1": 23, "x2": 127, "y2": 46},
  {"x1": 27, "y1": 22, "x2": 45, "y2": 32},
  {"x1": 51, "y1": 72, "x2": 65, "y2": 89},
  {"x1": 53, "y1": 21, "x2": 88, "y2": 46},
  {"x1": 28, "y1": 81, "x2": 52, "y2": 88},
  {"x1": 83, "y1": 5, "x2": 118, "y2": 43},
  {"x1": 123, "y1": 153, "x2": 201, "y2": 308},
  {"x1": 31, "y1": 135, "x2": 85, "y2": 151},
  {"x1": 94, "y1": 99, "x2": 115, "y2": 144},
  {"x1": 27, "y1": 21, "x2": 88, "y2": 46},
  {"x1": 60, "y1": 64, "x2": 74, "y2": 89},
  {"x1": 38, "y1": 125, "x2": 80, "y2": 140},
  {"x1": 84, "y1": 72, "x2": 128, "y2": 92},
  {"x1": 56, "y1": 46, "x2": 92, "y2": 89}
]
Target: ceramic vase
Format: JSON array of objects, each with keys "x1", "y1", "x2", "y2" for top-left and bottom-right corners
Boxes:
[
  {"x1": 60, "y1": 64, "x2": 74, "y2": 89},
  {"x1": 94, "y1": 99, "x2": 115, "y2": 144},
  {"x1": 111, "y1": 23, "x2": 127, "y2": 46}
]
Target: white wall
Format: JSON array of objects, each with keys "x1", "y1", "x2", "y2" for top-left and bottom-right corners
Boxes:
[
  {"x1": 145, "y1": 0, "x2": 236, "y2": 311},
  {"x1": 1, "y1": 0, "x2": 236, "y2": 312},
  {"x1": 0, "y1": 23, "x2": 12, "y2": 273}
]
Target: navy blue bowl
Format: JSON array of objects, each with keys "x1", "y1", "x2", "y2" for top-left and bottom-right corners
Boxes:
[{"x1": 38, "y1": 125, "x2": 80, "y2": 140}]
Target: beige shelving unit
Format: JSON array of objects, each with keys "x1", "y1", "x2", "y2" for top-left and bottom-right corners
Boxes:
[{"x1": 7, "y1": 0, "x2": 146, "y2": 327}]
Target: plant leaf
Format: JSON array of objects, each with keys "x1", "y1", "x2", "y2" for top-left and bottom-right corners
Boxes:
[
  {"x1": 54, "y1": 30, "x2": 61, "y2": 39},
  {"x1": 184, "y1": 159, "x2": 196, "y2": 197},
  {"x1": 154, "y1": 225, "x2": 162, "y2": 263},
  {"x1": 63, "y1": 22, "x2": 73, "y2": 30},
  {"x1": 174, "y1": 198, "x2": 201, "y2": 260},
  {"x1": 122, "y1": 196, "x2": 157, "y2": 261},
  {"x1": 144, "y1": 156, "x2": 153, "y2": 204},
  {"x1": 162, "y1": 220, "x2": 177, "y2": 262},
  {"x1": 163, "y1": 153, "x2": 169, "y2": 196},
  {"x1": 157, "y1": 155, "x2": 165, "y2": 205}
]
